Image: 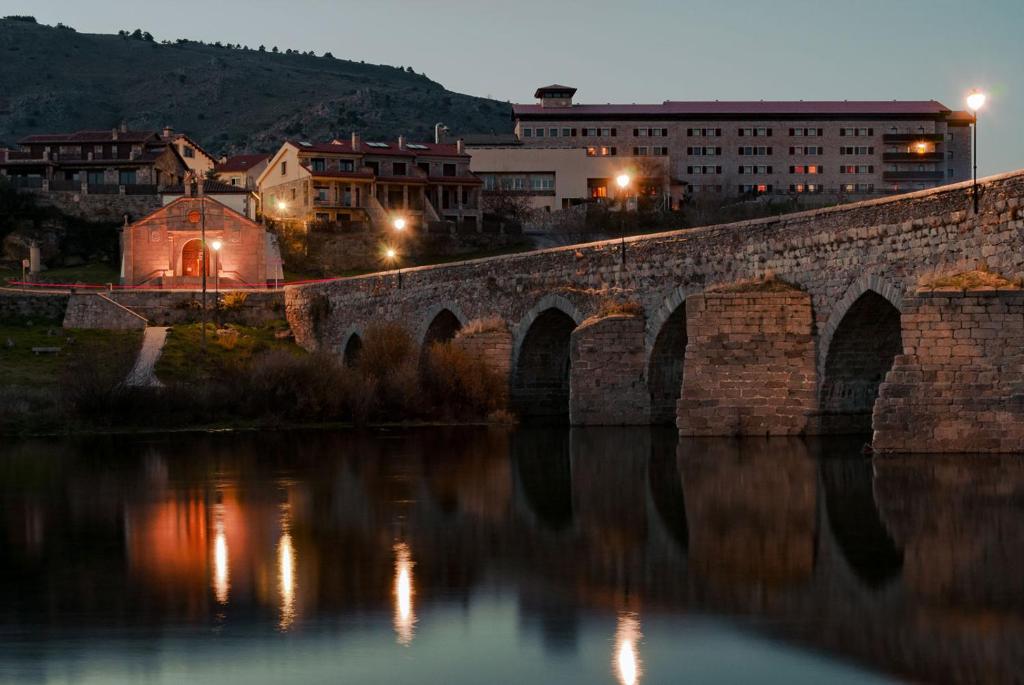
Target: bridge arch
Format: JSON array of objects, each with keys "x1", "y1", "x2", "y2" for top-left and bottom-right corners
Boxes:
[
  {"x1": 646, "y1": 287, "x2": 695, "y2": 424},
  {"x1": 416, "y1": 302, "x2": 468, "y2": 351},
  {"x1": 511, "y1": 295, "x2": 583, "y2": 419},
  {"x1": 340, "y1": 327, "x2": 364, "y2": 367},
  {"x1": 818, "y1": 276, "x2": 904, "y2": 432}
]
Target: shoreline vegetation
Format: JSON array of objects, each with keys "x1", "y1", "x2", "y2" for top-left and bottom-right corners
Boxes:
[{"x1": 0, "y1": 319, "x2": 513, "y2": 436}]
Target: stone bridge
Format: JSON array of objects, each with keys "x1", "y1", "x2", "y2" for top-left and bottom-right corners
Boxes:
[{"x1": 286, "y1": 171, "x2": 1024, "y2": 452}]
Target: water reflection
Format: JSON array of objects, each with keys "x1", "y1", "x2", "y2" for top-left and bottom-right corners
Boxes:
[
  {"x1": 613, "y1": 612, "x2": 642, "y2": 685},
  {"x1": 0, "y1": 429, "x2": 1021, "y2": 683},
  {"x1": 393, "y1": 541, "x2": 416, "y2": 645}
]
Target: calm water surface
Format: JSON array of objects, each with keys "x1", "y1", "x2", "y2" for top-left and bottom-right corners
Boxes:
[{"x1": 1, "y1": 427, "x2": 1021, "y2": 684}]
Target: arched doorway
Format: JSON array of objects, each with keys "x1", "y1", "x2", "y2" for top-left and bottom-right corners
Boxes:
[
  {"x1": 181, "y1": 239, "x2": 210, "y2": 278},
  {"x1": 512, "y1": 308, "x2": 577, "y2": 419},
  {"x1": 820, "y1": 291, "x2": 902, "y2": 433},
  {"x1": 648, "y1": 302, "x2": 687, "y2": 424},
  {"x1": 343, "y1": 333, "x2": 363, "y2": 367}
]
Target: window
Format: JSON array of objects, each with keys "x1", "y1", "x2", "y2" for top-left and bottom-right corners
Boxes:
[
  {"x1": 633, "y1": 146, "x2": 648, "y2": 156},
  {"x1": 686, "y1": 128, "x2": 722, "y2": 137},
  {"x1": 229, "y1": 177, "x2": 238, "y2": 186},
  {"x1": 315, "y1": 187, "x2": 329, "y2": 202},
  {"x1": 549, "y1": 128, "x2": 558, "y2": 137},
  {"x1": 530, "y1": 175, "x2": 555, "y2": 191},
  {"x1": 280, "y1": 161, "x2": 287, "y2": 175},
  {"x1": 789, "y1": 128, "x2": 822, "y2": 137},
  {"x1": 513, "y1": 177, "x2": 526, "y2": 191},
  {"x1": 687, "y1": 146, "x2": 722, "y2": 156},
  {"x1": 738, "y1": 165, "x2": 772, "y2": 174},
  {"x1": 482, "y1": 175, "x2": 496, "y2": 190},
  {"x1": 340, "y1": 159, "x2": 354, "y2": 172},
  {"x1": 366, "y1": 161, "x2": 379, "y2": 175},
  {"x1": 535, "y1": 128, "x2": 545, "y2": 138},
  {"x1": 586, "y1": 146, "x2": 617, "y2": 157},
  {"x1": 739, "y1": 183, "x2": 771, "y2": 193},
  {"x1": 392, "y1": 162, "x2": 407, "y2": 176},
  {"x1": 652, "y1": 146, "x2": 668, "y2": 156},
  {"x1": 443, "y1": 163, "x2": 457, "y2": 177},
  {"x1": 738, "y1": 127, "x2": 771, "y2": 137},
  {"x1": 839, "y1": 127, "x2": 874, "y2": 136},
  {"x1": 738, "y1": 146, "x2": 772, "y2": 155},
  {"x1": 632, "y1": 127, "x2": 669, "y2": 137},
  {"x1": 118, "y1": 170, "x2": 136, "y2": 185},
  {"x1": 561, "y1": 128, "x2": 572, "y2": 137},
  {"x1": 523, "y1": 128, "x2": 533, "y2": 138},
  {"x1": 311, "y1": 158, "x2": 326, "y2": 172},
  {"x1": 842, "y1": 183, "x2": 875, "y2": 193},
  {"x1": 687, "y1": 165, "x2": 722, "y2": 175},
  {"x1": 789, "y1": 165, "x2": 821, "y2": 174},
  {"x1": 839, "y1": 146, "x2": 874, "y2": 155},
  {"x1": 790, "y1": 146, "x2": 824, "y2": 155},
  {"x1": 840, "y1": 165, "x2": 874, "y2": 174}
]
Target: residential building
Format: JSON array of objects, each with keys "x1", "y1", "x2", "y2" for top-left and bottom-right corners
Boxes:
[
  {"x1": 121, "y1": 187, "x2": 270, "y2": 287},
  {"x1": 214, "y1": 153, "x2": 270, "y2": 190},
  {"x1": 513, "y1": 85, "x2": 973, "y2": 203},
  {"x1": 162, "y1": 128, "x2": 217, "y2": 177},
  {"x1": 467, "y1": 144, "x2": 669, "y2": 211},
  {"x1": 161, "y1": 179, "x2": 259, "y2": 220},
  {"x1": 0, "y1": 123, "x2": 188, "y2": 194},
  {"x1": 257, "y1": 134, "x2": 483, "y2": 230}
]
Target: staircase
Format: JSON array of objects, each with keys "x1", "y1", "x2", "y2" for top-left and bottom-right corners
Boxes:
[
  {"x1": 365, "y1": 194, "x2": 390, "y2": 229},
  {"x1": 423, "y1": 195, "x2": 441, "y2": 223}
]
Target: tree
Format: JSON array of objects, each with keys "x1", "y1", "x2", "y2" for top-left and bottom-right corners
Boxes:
[
  {"x1": 258, "y1": 44, "x2": 266, "y2": 52},
  {"x1": 482, "y1": 183, "x2": 532, "y2": 226},
  {"x1": 323, "y1": 51, "x2": 334, "y2": 59},
  {"x1": 272, "y1": 46, "x2": 279, "y2": 53}
]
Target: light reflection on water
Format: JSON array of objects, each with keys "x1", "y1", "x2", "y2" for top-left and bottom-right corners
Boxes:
[{"x1": 0, "y1": 427, "x2": 1022, "y2": 684}]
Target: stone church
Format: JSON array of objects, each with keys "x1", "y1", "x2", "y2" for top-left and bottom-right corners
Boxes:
[{"x1": 121, "y1": 184, "x2": 272, "y2": 287}]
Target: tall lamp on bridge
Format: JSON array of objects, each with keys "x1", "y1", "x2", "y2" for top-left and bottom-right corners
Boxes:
[
  {"x1": 966, "y1": 89, "x2": 986, "y2": 214},
  {"x1": 616, "y1": 173, "x2": 631, "y2": 265},
  {"x1": 211, "y1": 239, "x2": 223, "y2": 326},
  {"x1": 386, "y1": 247, "x2": 402, "y2": 289}
]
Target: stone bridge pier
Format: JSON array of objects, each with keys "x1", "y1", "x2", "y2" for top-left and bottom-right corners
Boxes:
[{"x1": 286, "y1": 170, "x2": 1024, "y2": 452}]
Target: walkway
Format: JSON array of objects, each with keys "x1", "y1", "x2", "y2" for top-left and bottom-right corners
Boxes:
[{"x1": 126, "y1": 326, "x2": 169, "y2": 387}]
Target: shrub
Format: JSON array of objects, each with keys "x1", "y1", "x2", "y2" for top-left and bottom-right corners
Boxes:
[
  {"x1": 420, "y1": 341, "x2": 507, "y2": 420},
  {"x1": 221, "y1": 291, "x2": 249, "y2": 310},
  {"x1": 59, "y1": 332, "x2": 140, "y2": 425},
  {"x1": 597, "y1": 298, "x2": 644, "y2": 318},
  {"x1": 240, "y1": 350, "x2": 348, "y2": 422}
]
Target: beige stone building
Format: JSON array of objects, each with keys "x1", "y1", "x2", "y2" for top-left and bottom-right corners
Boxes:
[
  {"x1": 257, "y1": 135, "x2": 483, "y2": 230},
  {"x1": 213, "y1": 154, "x2": 270, "y2": 190},
  {"x1": 512, "y1": 85, "x2": 973, "y2": 204},
  {"x1": 162, "y1": 128, "x2": 217, "y2": 177}
]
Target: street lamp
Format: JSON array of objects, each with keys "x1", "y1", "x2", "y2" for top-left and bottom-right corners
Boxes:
[
  {"x1": 966, "y1": 89, "x2": 986, "y2": 213},
  {"x1": 276, "y1": 199, "x2": 289, "y2": 216},
  {"x1": 616, "y1": 173, "x2": 631, "y2": 265},
  {"x1": 385, "y1": 247, "x2": 402, "y2": 289},
  {"x1": 393, "y1": 217, "x2": 406, "y2": 232},
  {"x1": 211, "y1": 239, "x2": 223, "y2": 326}
]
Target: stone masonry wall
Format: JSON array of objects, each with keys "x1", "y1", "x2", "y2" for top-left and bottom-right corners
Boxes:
[
  {"x1": 107, "y1": 290, "x2": 285, "y2": 326},
  {"x1": 569, "y1": 314, "x2": 650, "y2": 425},
  {"x1": 0, "y1": 289, "x2": 69, "y2": 323},
  {"x1": 62, "y1": 293, "x2": 147, "y2": 330},
  {"x1": 677, "y1": 290, "x2": 816, "y2": 436},
  {"x1": 27, "y1": 190, "x2": 162, "y2": 223},
  {"x1": 872, "y1": 291, "x2": 1024, "y2": 453},
  {"x1": 452, "y1": 326, "x2": 513, "y2": 384}
]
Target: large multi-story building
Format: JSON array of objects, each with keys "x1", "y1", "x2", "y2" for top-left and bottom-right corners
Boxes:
[
  {"x1": 0, "y1": 124, "x2": 188, "y2": 193},
  {"x1": 511, "y1": 85, "x2": 973, "y2": 206},
  {"x1": 257, "y1": 134, "x2": 483, "y2": 230}
]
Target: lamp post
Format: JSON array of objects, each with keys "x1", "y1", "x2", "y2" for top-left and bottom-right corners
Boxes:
[
  {"x1": 966, "y1": 89, "x2": 986, "y2": 214},
  {"x1": 393, "y1": 217, "x2": 406, "y2": 233},
  {"x1": 386, "y1": 247, "x2": 401, "y2": 289},
  {"x1": 616, "y1": 173, "x2": 631, "y2": 265},
  {"x1": 199, "y1": 181, "x2": 208, "y2": 354},
  {"x1": 211, "y1": 239, "x2": 222, "y2": 327}
]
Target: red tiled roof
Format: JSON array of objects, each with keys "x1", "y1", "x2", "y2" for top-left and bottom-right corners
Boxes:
[
  {"x1": 19, "y1": 130, "x2": 161, "y2": 144},
  {"x1": 514, "y1": 100, "x2": 954, "y2": 117},
  {"x1": 215, "y1": 153, "x2": 271, "y2": 172}
]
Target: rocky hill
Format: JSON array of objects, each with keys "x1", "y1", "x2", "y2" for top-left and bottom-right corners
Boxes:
[{"x1": 0, "y1": 17, "x2": 512, "y2": 156}]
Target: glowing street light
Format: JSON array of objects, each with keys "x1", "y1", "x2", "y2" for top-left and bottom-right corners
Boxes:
[
  {"x1": 393, "y1": 217, "x2": 406, "y2": 232},
  {"x1": 616, "y1": 173, "x2": 632, "y2": 265},
  {"x1": 385, "y1": 247, "x2": 402, "y2": 289},
  {"x1": 276, "y1": 199, "x2": 289, "y2": 214},
  {"x1": 966, "y1": 89, "x2": 987, "y2": 213},
  {"x1": 211, "y1": 239, "x2": 223, "y2": 325}
]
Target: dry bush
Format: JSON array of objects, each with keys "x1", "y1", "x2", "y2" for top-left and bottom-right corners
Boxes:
[
  {"x1": 59, "y1": 333, "x2": 140, "y2": 424},
  {"x1": 216, "y1": 327, "x2": 240, "y2": 350},
  {"x1": 420, "y1": 341, "x2": 508, "y2": 419},
  {"x1": 220, "y1": 291, "x2": 249, "y2": 310},
  {"x1": 918, "y1": 269, "x2": 1021, "y2": 291},
  {"x1": 597, "y1": 298, "x2": 644, "y2": 318},
  {"x1": 357, "y1": 322, "x2": 416, "y2": 380},
  {"x1": 710, "y1": 275, "x2": 802, "y2": 293},
  {"x1": 459, "y1": 315, "x2": 506, "y2": 337},
  {"x1": 241, "y1": 350, "x2": 348, "y2": 422}
]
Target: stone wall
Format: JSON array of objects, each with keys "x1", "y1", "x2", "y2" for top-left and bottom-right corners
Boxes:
[
  {"x1": 108, "y1": 290, "x2": 285, "y2": 326},
  {"x1": 569, "y1": 314, "x2": 650, "y2": 425},
  {"x1": 677, "y1": 290, "x2": 816, "y2": 436},
  {"x1": 27, "y1": 190, "x2": 162, "y2": 223},
  {"x1": 62, "y1": 293, "x2": 147, "y2": 330},
  {"x1": 452, "y1": 325, "x2": 513, "y2": 384},
  {"x1": 0, "y1": 289, "x2": 69, "y2": 323},
  {"x1": 872, "y1": 291, "x2": 1024, "y2": 453}
]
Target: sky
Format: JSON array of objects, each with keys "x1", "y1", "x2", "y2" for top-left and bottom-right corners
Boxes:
[{"x1": 5, "y1": 0, "x2": 1022, "y2": 174}]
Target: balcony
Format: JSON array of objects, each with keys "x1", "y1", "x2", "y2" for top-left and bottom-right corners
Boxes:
[
  {"x1": 50, "y1": 179, "x2": 82, "y2": 191},
  {"x1": 86, "y1": 183, "x2": 120, "y2": 195},
  {"x1": 882, "y1": 171, "x2": 945, "y2": 182},
  {"x1": 883, "y1": 152, "x2": 944, "y2": 163},
  {"x1": 5, "y1": 176, "x2": 44, "y2": 188},
  {"x1": 882, "y1": 133, "x2": 945, "y2": 143}
]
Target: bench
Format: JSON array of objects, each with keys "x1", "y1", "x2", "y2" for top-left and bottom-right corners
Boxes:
[{"x1": 31, "y1": 347, "x2": 62, "y2": 355}]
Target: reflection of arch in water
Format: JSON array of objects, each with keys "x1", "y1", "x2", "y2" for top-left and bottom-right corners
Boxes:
[
  {"x1": 820, "y1": 451, "x2": 903, "y2": 589},
  {"x1": 647, "y1": 429, "x2": 688, "y2": 552},
  {"x1": 511, "y1": 429, "x2": 573, "y2": 531}
]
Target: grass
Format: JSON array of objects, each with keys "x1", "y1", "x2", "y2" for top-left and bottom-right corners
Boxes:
[
  {"x1": 1, "y1": 261, "x2": 120, "y2": 286},
  {"x1": 710, "y1": 276, "x2": 803, "y2": 293},
  {"x1": 154, "y1": 320, "x2": 303, "y2": 383},
  {"x1": 0, "y1": 322, "x2": 142, "y2": 387},
  {"x1": 920, "y1": 269, "x2": 1022, "y2": 291}
]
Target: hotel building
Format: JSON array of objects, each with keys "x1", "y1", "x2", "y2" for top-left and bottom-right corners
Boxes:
[{"x1": 506, "y1": 85, "x2": 973, "y2": 206}]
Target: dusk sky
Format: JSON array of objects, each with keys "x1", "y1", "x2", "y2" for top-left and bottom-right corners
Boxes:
[{"x1": 7, "y1": 0, "x2": 1022, "y2": 174}]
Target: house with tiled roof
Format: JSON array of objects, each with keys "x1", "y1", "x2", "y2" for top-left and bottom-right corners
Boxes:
[
  {"x1": 161, "y1": 178, "x2": 259, "y2": 220},
  {"x1": 0, "y1": 123, "x2": 188, "y2": 196},
  {"x1": 256, "y1": 133, "x2": 483, "y2": 230},
  {"x1": 213, "y1": 153, "x2": 270, "y2": 190},
  {"x1": 162, "y1": 127, "x2": 218, "y2": 177}
]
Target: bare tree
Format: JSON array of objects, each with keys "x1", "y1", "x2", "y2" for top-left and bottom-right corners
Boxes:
[{"x1": 481, "y1": 183, "x2": 532, "y2": 226}]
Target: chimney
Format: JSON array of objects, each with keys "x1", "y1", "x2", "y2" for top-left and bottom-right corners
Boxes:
[
  {"x1": 397, "y1": 135, "x2": 405, "y2": 150},
  {"x1": 351, "y1": 131, "x2": 360, "y2": 151},
  {"x1": 456, "y1": 139, "x2": 464, "y2": 155},
  {"x1": 112, "y1": 128, "x2": 119, "y2": 141},
  {"x1": 120, "y1": 121, "x2": 128, "y2": 133},
  {"x1": 184, "y1": 177, "x2": 193, "y2": 197},
  {"x1": 162, "y1": 126, "x2": 174, "y2": 140}
]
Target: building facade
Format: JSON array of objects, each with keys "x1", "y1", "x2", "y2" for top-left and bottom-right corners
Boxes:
[
  {"x1": 214, "y1": 154, "x2": 270, "y2": 190},
  {"x1": 121, "y1": 191, "x2": 269, "y2": 287},
  {"x1": 0, "y1": 124, "x2": 188, "y2": 194},
  {"x1": 163, "y1": 128, "x2": 217, "y2": 177},
  {"x1": 257, "y1": 134, "x2": 483, "y2": 230},
  {"x1": 161, "y1": 179, "x2": 259, "y2": 220},
  {"x1": 512, "y1": 85, "x2": 973, "y2": 204}
]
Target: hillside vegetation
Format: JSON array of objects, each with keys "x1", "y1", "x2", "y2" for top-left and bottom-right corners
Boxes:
[{"x1": 0, "y1": 17, "x2": 512, "y2": 156}]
